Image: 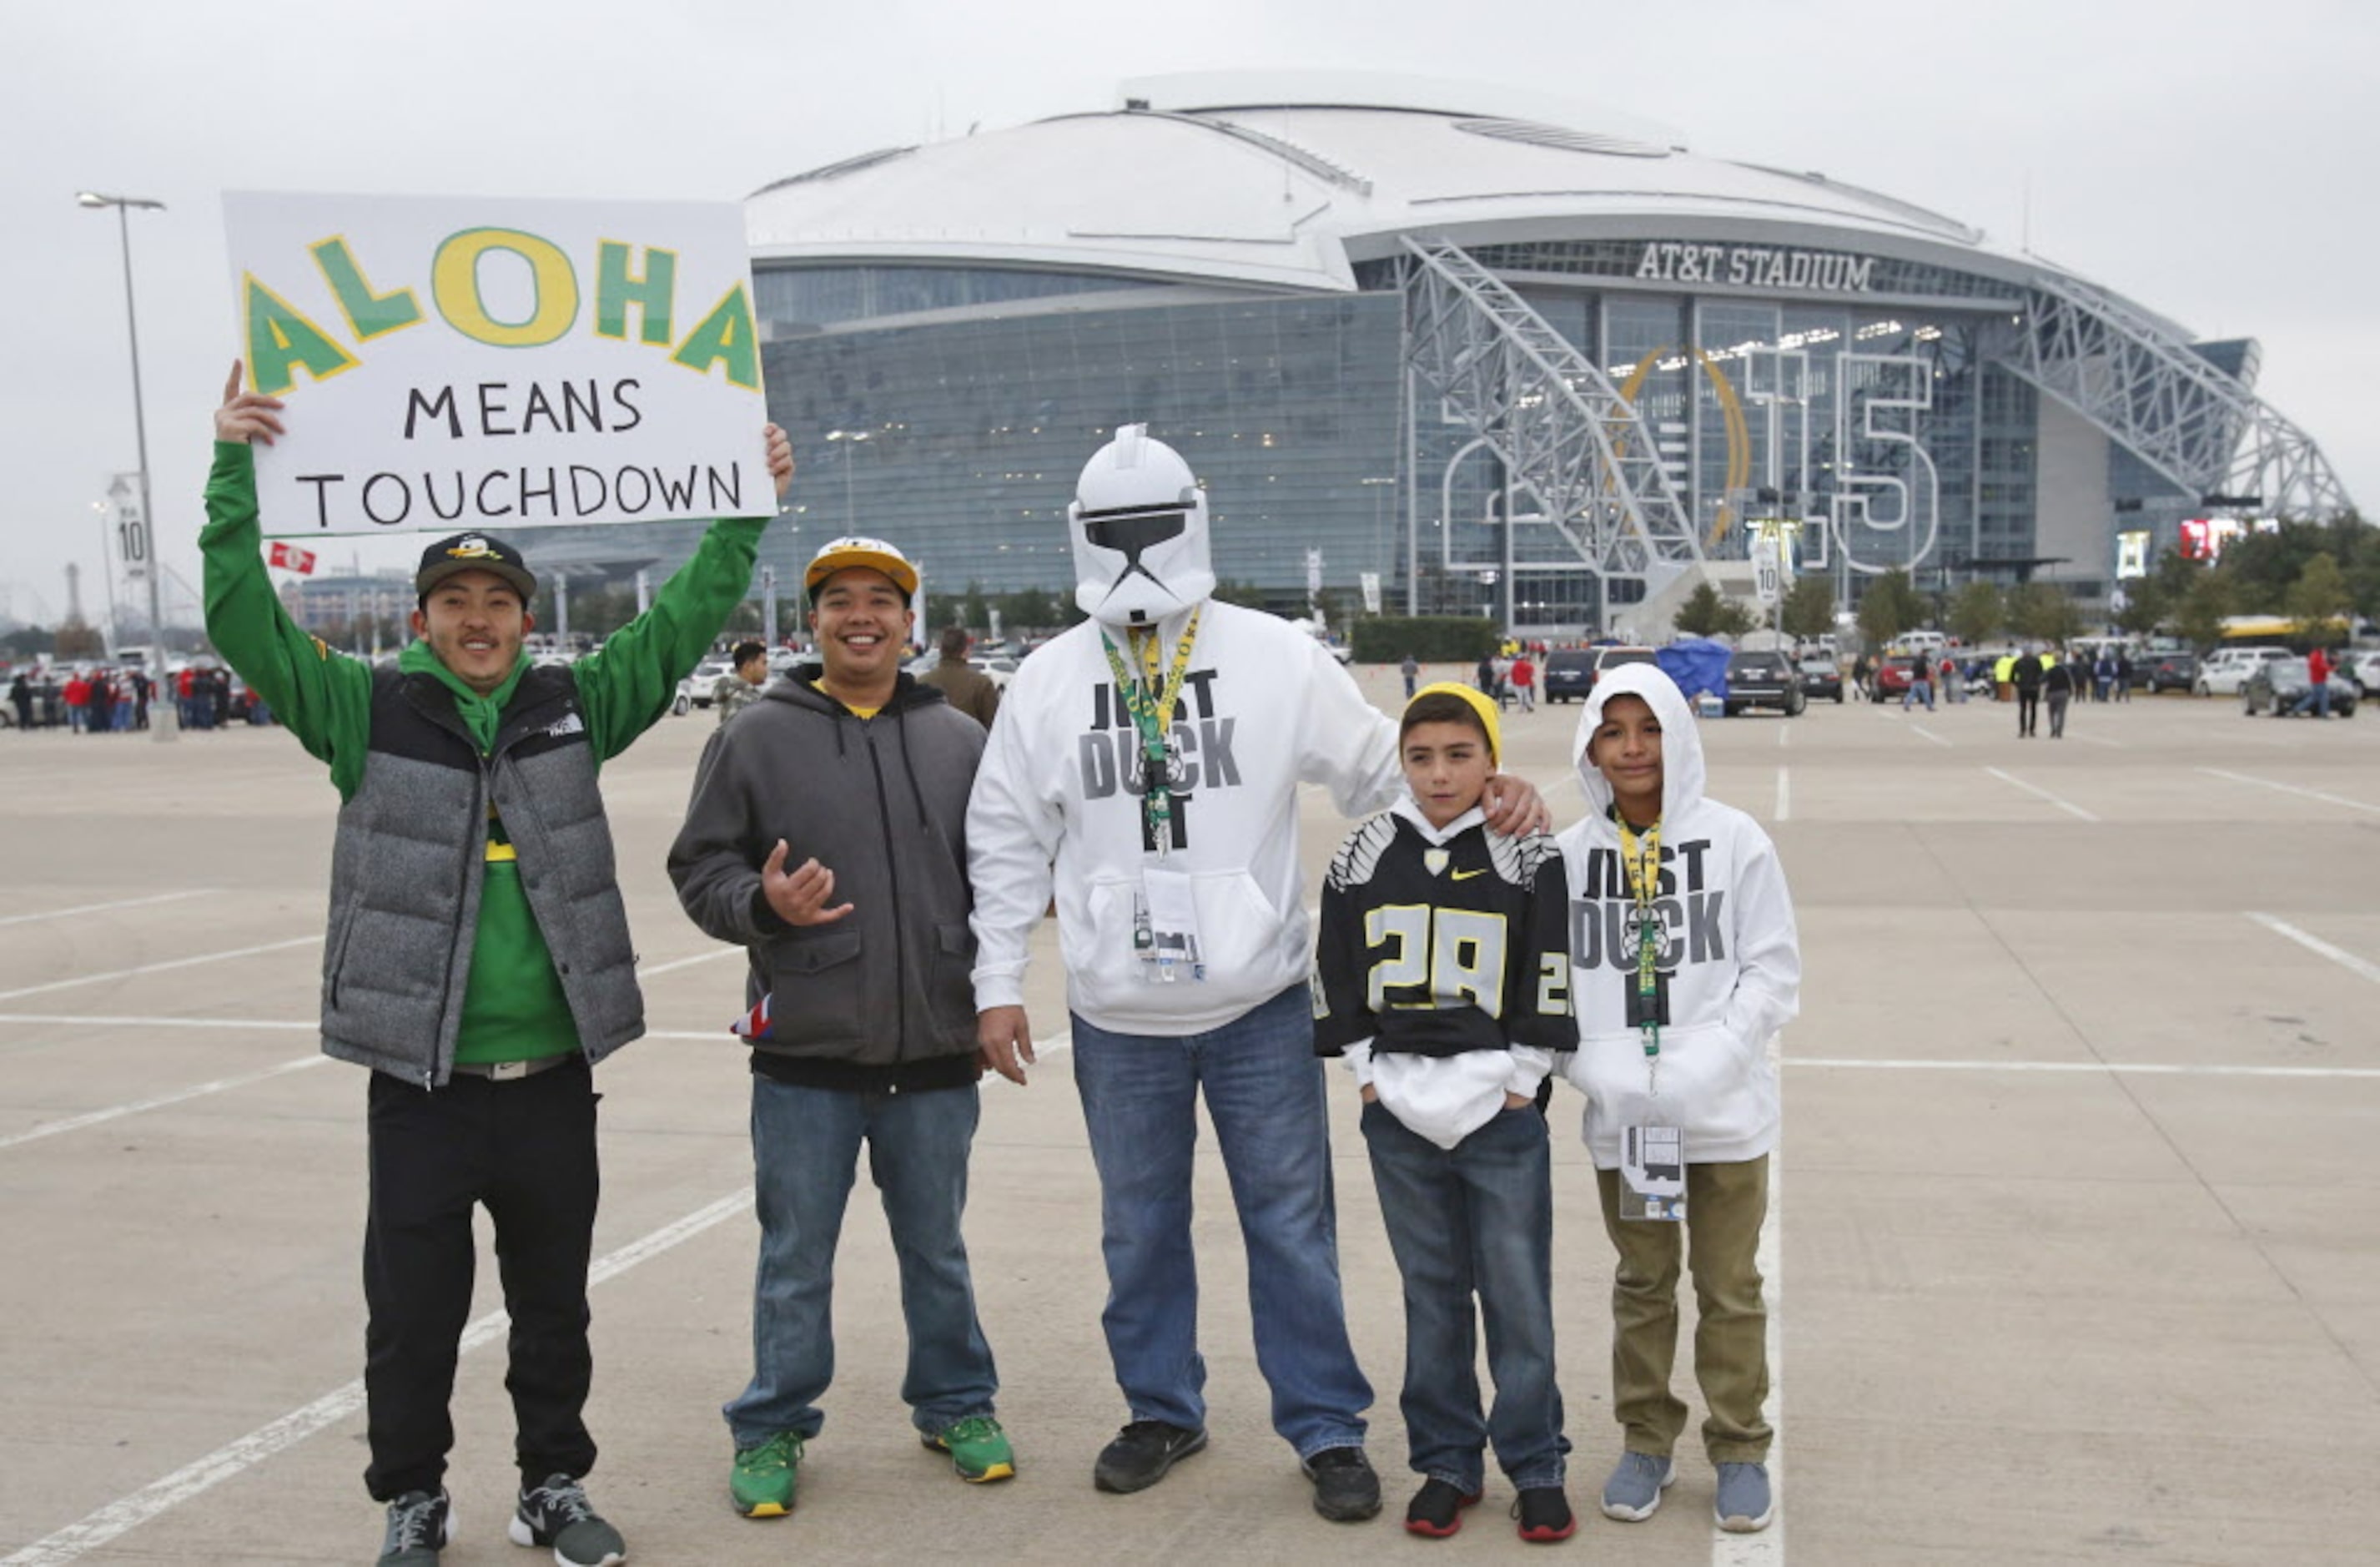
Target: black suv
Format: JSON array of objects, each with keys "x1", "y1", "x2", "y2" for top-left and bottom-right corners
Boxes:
[
  {"x1": 1543, "y1": 648, "x2": 1597, "y2": 703},
  {"x1": 1726, "y1": 650, "x2": 1806, "y2": 717}
]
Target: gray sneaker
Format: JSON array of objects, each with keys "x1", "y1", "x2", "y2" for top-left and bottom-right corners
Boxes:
[
  {"x1": 1599, "y1": 1452, "x2": 1675, "y2": 1521},
  {"x1": 376, "y1": 1489, "x2": 451, "y2": 1565},
  {"x1": 1714, "y1": 1462, "x2": 1774, "y2": 1532},
  {"x1": 509, "y1": 1473, "x2": 626, "y2": 1567}
]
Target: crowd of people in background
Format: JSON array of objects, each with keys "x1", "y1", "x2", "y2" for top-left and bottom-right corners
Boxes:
[{"x1": 3, "y1": 660, "x2": 265, "y2": 731}]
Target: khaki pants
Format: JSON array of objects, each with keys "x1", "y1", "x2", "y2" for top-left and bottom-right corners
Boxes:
[{"x1": 1593, "y1": 1155, "x2": 1771, "y2": 1463}]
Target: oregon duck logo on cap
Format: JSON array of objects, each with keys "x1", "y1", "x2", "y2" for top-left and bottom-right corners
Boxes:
[{"x1": 446, "y1": 536, "x2": 500, "y2": 560}]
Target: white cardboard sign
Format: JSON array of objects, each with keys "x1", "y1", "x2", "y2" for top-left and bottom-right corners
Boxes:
[{"x1": 224, "y1": 191, "x2": 769, "y2": 537}]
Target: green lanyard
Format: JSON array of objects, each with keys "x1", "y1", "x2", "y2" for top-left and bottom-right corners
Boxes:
[
  {"x1": 1098, "y1": 607, "x2": 1202, "y2": 858},
  {"x1": 1617, "y1": 814, "x2": 1663, "y2": 1091}
]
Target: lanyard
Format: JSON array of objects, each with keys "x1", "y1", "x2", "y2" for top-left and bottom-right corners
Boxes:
[
  {"x1": 1616, "y1": 814, "x2": 1663, "y2": 1091},
  {"x1": 1099, "y1": 607, "x2": 1202, "y2": 859}
]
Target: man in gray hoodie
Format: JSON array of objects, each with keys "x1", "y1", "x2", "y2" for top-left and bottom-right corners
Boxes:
[{"x1": 668, "y1": 535, "x2": 1009, "y2": 1522}]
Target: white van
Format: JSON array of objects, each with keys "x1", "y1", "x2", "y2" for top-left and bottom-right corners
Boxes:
[{"x1": 2195, "y1": 646, "x2": 2291, "y2": 697}]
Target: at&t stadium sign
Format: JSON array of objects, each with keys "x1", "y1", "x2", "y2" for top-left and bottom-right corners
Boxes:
[{"x1": 1635, "y1": 241, "x2": 1875, "y2": 294}]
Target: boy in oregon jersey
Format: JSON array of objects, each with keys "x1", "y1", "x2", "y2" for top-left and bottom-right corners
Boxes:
[{"x1": 1311, "y1": 683, "x2": 1578, "y2": 1543}]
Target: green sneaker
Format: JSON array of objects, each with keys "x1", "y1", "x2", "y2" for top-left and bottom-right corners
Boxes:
[
  {"x1": 730, "y1": 1430, "x2": 804, "y2": 1518},
  {"x1": 923, "y1": 1414, "x2": 1016, "y2": 1483}
]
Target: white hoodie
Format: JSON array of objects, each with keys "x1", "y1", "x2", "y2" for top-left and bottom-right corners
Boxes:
[
  {"x1": 967, "y1": 601, "x2": 1402, "y2": 1035},
  {"x1": 1556, "y1": 663, "x2": 1800, "y2": 1169}
]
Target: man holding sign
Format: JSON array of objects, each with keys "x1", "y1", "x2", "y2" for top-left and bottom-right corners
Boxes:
[{"x1": 204, "y1": 361, "x2": 791, "y2": 1567}]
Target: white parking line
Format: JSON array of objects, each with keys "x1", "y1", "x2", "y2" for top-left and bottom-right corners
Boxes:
[
  {"x1": 1907, "y1": 723, "x2": 1952, "y2": 748},
  {"x1": 2201, "y1": 768, "x2": 2380, "y2": 817},
  {"x1": 639, "y1": 946, "x2": 742, "y2": 977},
  {"x1": 1982, "y1": 767, "x2": 2098, "y2": 821},
  {"x1": 0, "y1": 1188, "x2": 757, "y2": 1567},
  {"x1": 1713, "y1": 1039, "x2": 1787, "y2": 1565},
  {"x1": 1787, "y1": 1057, "x2": 2380, "y2": 1079},
  {"x1": 0, "y1": 1057, "x2": 329, "y2": 1152},
  {"x1": 0, "y1": 935, "x2": 321, "y2": 1004},
  {"x1": 0, "y1": 890, "x2": 214, "y2": 929},
  {"x1": 2247, "y1": 913, "x2": 2380, "y2": 985},
  {"x1": 1776, "y1": 724, "x2": 1789, "y2": 749},
  {"x1": 1774, "y1": 767, "x2": 1790, "y2": 824}
]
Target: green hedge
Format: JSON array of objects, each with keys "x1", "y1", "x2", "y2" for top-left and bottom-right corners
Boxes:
[{"x1": 1351, "y1": 617, "x2": 1502, "y2": 663}]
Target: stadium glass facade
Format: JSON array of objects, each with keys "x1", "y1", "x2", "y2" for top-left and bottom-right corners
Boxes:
[{"x1": 727, "y1": 240, "x2": 2060, "y2": 627}]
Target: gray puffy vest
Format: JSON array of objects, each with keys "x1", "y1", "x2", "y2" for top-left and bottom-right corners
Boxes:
[{"x1": 320, "y1": 665, "x2": 642, "y2": 1085}]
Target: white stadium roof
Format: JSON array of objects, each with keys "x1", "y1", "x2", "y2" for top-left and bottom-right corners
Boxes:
[{"x1": 745, "y1": 70, "x2": 2098, "y2": 308}]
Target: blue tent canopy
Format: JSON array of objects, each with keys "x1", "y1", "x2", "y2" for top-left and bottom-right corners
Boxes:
[{"x1": 1655, "y1": 638, "x2": 1732, "y2": 703}]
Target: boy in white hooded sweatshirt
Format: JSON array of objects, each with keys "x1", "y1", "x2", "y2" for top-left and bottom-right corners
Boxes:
[{"x1": 1555, "y1": 663, "x2": 1800, "y2": 1534}]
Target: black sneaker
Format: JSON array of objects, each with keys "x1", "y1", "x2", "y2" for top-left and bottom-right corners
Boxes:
[
  {"x1": 508, "y1": 1473, "x2": 626, "y2": 1567},
  {"x1": 1513, "y1": 1485, "x2": 1577, "y2": 1543},
  {"x1": 1404, "y1": 1477, "x2": 1482, "y2": 1538},
  {"x1": 1301, "y1": 1446, "x2": 1381, "y2": 1522},
  {"x1": 376, "y1": 1489, "x2": 451, "y2": 1566},
  {"x1": 1093, "y1": 1420, "x2": 1209, "y2": 1494}
]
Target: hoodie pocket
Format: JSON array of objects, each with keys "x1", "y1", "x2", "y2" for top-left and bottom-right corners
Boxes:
[{"x1": 765, "y1": 926, "x2": 866, "y2": 1049}]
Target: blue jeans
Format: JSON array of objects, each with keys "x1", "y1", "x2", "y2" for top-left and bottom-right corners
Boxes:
[
  {"x1": 1362, "y1": 1100, "x2": 1565, "y2": 1491},
  {"x1": 726, "y1": 1078, "x2": 997, "y2": 1447},
  {"x1": 1069, "y1": 983, "x2": 1372, "y2": 1456},
  {"x1": 1902, "y1": 678, "x2": 1934, "y2": 711}
]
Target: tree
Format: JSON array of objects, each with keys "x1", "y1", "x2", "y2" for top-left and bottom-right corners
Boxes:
[
  {"x1": 2284, "y1": 551, "x2": 2352, "y2": 636},
  {"x1": 1854, "y1": 569, "x2": 1925, "y2": 648},
  {"x1": 2173, "y1": 570, "x2": 2232, "y2": 651},
  {"x1": 1673, "y1": 581, "x2": 1754, "y2": 638},
  {"x1": 54, "y1": 619, "x2": 107, "y2": 659},
  {"x1": 1946, "y1": 581, "x2": 2005, "y2": 647},
  {"x1": 2005, "y1": 582, "x2": 2081, "y2": 644},
  {"x1": 1779, "y1": 576, "x2": 1835, "y2": 641},
  {"x1": 1210, "y1": 578, "x2": 1270, "y2": 610}
]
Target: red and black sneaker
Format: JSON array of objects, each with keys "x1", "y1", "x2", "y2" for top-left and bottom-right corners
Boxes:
[
  {"x1": 1404, "y1": 1477, "x2": 1482, "y2": 1538},
  {"x1": 1514, "y1": 1485, "x2": 1577, "y2": 1544}
]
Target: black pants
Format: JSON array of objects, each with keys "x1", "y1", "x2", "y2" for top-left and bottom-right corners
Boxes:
[
  {"x1": 2048, "y1": 690, "x2": 2071, "y2": 737},
  {"x1": 2016, "y1": 689, "x2": 2040, "y2": 735},
  {"x1": 363, "y1": 1058, "x2": 601, "y2": 1499}
]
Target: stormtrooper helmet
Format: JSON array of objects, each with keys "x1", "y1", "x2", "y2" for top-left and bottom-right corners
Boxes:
[{"x1": 1069, "y1": 424, "x2": 1215, "y2": 626}]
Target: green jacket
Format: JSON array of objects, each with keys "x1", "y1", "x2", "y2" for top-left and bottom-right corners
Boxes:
[{"x1": 202, "y1": 441, "x2": 766, "y2": 1068}]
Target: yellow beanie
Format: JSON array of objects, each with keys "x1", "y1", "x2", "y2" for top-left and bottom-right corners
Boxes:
[{"x1": 1408, "y1": 681, "x2": 1501, "y2": 762}]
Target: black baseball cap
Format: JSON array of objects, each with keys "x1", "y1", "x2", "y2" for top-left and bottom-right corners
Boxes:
[{"x1": 416, "y1": 532, "x2": 536, "y2": 602}]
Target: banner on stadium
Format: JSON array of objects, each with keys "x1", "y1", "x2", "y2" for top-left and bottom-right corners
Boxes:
[{"x1": 223, "y1": 191, "x2": 769, "y2": 537}]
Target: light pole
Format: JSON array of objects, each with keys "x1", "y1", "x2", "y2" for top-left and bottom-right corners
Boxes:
[
  {"x1": 824, "y1": 429, "x2": 871, "y2": 528},
  {"x1": 79, "y1": 190, "x2": 174, "y2": 741}
]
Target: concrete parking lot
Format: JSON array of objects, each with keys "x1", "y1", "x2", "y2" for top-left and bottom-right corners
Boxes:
[{"x1": 2, "y1": 675, "x2": 2375, "y2": 1564}]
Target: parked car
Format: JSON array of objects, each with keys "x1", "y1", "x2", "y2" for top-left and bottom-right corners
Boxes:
[
  {"x1": 1542, "y1": 648, "x2": 1597, "y2": 703},
  {"x1": 675, "y1": 656, "x2": 737, "y2": 711},
  {"x1": 1872, "y1": 654, "x2": 1924, "y2": 703},
  {"x1": 2243, "y1": 658, "x2": 2358, "y2": 718},
  {"x1": 2132, "y1": 648, "x2": 2197, "y2": 694},
  {"x1": 2347, "y1": 651, "x2": 2380, "y2": 697},
  {"x1": 1795, "y1": 655, "x2": 1844, "y2": 703},
  {"x1": 1725, "y1": 650, "x2": 1806, "y2": 717},
  {"x1": 2195, "y1": 646, "x2": 2291, "y2": 697},
  {"x1": 1590, "y1": 646, "x2": 1661, "y2": 691}
]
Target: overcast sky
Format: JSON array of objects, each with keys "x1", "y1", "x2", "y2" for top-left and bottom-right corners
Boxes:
[{"x1": 5, "y1": 0, "x2": 2372, "y2": 630}]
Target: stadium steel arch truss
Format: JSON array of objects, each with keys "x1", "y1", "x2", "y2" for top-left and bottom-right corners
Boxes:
[
  {"x1": 1996, "y1": 272, "x2": 2356, "y2": 519},
  {"x1": 1400, "y1": 237, "x2": 1704, "y2": 605}
]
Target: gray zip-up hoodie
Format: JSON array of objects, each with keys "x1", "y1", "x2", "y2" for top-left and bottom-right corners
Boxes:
[{"x1": 669, "y1": 670, "x2": 984, "y2": 1067}]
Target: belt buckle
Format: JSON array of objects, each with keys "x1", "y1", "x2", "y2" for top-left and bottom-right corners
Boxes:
[{"x1": 487, "y1": 1059, "x2": 531, "y2": 1081}]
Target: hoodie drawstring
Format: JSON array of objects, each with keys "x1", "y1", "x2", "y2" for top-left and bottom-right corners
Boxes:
[{"x1": 893, "y1": 705, "x2": 929, "y2": 831}]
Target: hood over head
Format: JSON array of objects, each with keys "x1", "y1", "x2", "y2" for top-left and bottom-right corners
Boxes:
[
  {"x1": 1069, "y1": 423, "x2": 1215, "y2": 627},
  {"x1": 1569, "y1": 662, "x2": 1706, "y2": 825}
]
